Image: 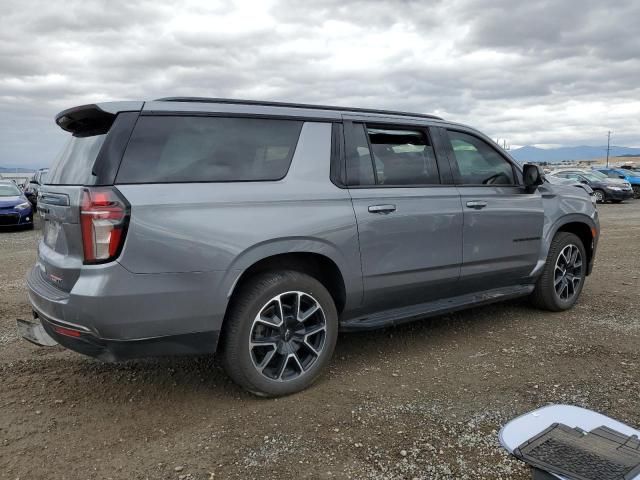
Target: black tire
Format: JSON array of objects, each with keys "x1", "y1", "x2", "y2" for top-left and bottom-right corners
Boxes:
[
  {"x1": 633, "y1": 185, "x2": 640, "y2": 199},
  {"x1": 593, "y1": 189, "x2": 605, "y2": 203},
  {"x1": 220, "y1": 270, "x2": 338, "y2": 397},
  {"x1": 531, "y1": 232, "x2": 587, "y2": 311}
]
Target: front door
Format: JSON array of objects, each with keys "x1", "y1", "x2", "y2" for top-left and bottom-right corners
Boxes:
[
  {"x1": 344, "y1": 121, "x2": 463, "y2": 313},
  {"x1": 440, "y1": 129, "x2": 544, "y2": 293}
]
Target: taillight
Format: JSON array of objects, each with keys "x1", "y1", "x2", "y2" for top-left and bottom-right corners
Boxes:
[{"x1": 80, "y1": 187, "x2": 130, "y2": 264}]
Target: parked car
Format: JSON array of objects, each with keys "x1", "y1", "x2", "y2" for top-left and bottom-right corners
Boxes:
[
  {"x1": 0, "y1": 180, "x2": 33, "y2": 229},
  {"x1": 23, "y1": 168, "x2": 49, "y2": 209},
  {"x1": 549, "y1": 169, "x2": 633, "y2": 203},
  {"x1": 544, "y1": 174, "x2": 597, "y2": 205},
  {"x1": 24, "y1": 98, "x2": 599, "y2": 396},
  {"x1": 595, "y1": 167, "x2": 640, "y2": 198}
]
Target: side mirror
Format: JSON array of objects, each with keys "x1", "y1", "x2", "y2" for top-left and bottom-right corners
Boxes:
[
  {"x1": 523, "y1": 164, "x2": 545, "y2": 192},
  {"x1": 619, "y1": 175, "x2": 626, "y2": 179},
  {"x1": 580, "y1": 180, "x2": 589, "y2": 185},
  {"x1": 29, "y1": 180, "x2": 39, "y2": 185}
]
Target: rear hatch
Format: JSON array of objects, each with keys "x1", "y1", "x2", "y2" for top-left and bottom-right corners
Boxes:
[{"x1": 35, "y1": 104, "x2": 141, "y2": 293}]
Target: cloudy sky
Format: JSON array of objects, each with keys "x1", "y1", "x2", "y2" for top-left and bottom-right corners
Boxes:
[{"x1": 1, "y1": 0, "x2": 639, "y2": 168}]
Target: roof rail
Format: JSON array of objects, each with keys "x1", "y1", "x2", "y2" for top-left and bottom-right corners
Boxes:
[{"x1": 154, "y1": 97, "x2": 443, "y2": 121}]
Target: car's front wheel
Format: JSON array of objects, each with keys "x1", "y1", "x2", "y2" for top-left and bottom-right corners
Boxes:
[
  {"x1": 593, "y1": 189, "x2": 605, "y2": 203},
  {"x1": 531, "y1": 232, "x2": 587, "y2": 311},
  {"x1": 220, "y1": 270, "x2": 338, "y2": 397}
]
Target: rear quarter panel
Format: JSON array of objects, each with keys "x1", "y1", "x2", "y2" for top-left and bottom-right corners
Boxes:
[{"x1": 115, "y1": 122, "x2": 362, "y2": 309}]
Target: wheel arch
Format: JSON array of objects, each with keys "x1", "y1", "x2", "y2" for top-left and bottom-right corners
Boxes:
[
  {"x1": 547, "y1": 215, "x2": 598, "y2": 276},
  {"x1": 221, "y1": 238, "x2": 361, "y2": 320}
]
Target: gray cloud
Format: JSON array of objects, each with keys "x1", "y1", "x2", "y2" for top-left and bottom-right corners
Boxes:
[{"x1": 0, "y1": 0, "x2": 638, "y2": 168}]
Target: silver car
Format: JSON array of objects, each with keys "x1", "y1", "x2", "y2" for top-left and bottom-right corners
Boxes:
[{"x1": 23, "y1": 98, "x2": 599, "y2": 396}]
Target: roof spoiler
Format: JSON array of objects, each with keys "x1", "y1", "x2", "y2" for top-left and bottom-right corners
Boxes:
[
  {"x1": 55, "y1": 102, "x2": 144, "y2": 137},
  {"x1": 55, "y1": 104, "x2": 116, "y2": 137}
]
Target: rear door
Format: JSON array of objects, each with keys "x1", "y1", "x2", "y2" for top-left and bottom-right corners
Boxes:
[
  {"x1": 345, "y1": 120, "x2": 463, "y2": 313},
  {"x1": 35, "y1": 108, "x2": 139, "y2": 292},
  {"x1": 440, "y1": 129, "x2": 544, "y2": 293}
]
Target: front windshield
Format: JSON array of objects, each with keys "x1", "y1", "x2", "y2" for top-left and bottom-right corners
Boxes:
[
  {"x1": 581, "y1": 172, "x2": 606, "y2": 181},
  {"x1": 0, "y1": 184, "x2": 21, "y2": 196},
  {"x1": 589, "y1": 170, "x2": 608, "y2": 180}
]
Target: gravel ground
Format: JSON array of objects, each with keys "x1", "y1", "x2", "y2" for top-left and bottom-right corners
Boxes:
[{"x1": 1, "y1": 203, "x2": 639, "y2": 480}]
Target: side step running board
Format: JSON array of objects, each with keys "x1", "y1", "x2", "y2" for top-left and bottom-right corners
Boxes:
[{"x1": 340, "y1": 285, "x2": 534, "y2": 332}]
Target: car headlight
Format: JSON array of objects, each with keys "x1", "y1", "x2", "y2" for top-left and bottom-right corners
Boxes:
[
  {"x1": 15, "y1": 202, "x2": 31, "y2": 210},
  {"x1": 608, "y1": 186, "x2": 621, "y2": 191}
]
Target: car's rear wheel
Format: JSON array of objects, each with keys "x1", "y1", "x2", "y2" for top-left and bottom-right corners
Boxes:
[
  {"x1": 593, "y1": 189, "x2": 605, "y2": 203},
  {"x1": 531, "y1": 232, "x2": 587, "y2": 311},
  {"x1": 633, "y1": 185, "x2": 640, "y2": 199},
  {"x1": 220, "y1": 270, "x2": 338, "y2": 397}
]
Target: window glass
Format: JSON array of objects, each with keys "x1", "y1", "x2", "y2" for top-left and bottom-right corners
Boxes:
[
  {"x1": 0, "y1": 184, "x2": 21, "y2": 196},
  {"x1": 47, "y1": 135, "x2": 106, "y2": 185},
  {"x1": 117, "y1": 116, "x2": 303, "y2": 183},
  {"x1": 446, "y1": 131, "x2": 515, "y2": 185},
  {"x1": 589, "y1": 170, "x2": 607, "y2": 180},
  {"x1": 366, "y1": 127, "x2": 439, "y2": 185},
  {"x1": 345, "y1": 123, "x2": 376, "y2": 186}
]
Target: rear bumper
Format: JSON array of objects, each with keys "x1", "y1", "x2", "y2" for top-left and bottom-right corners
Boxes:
[
  {"x1": 26, "y1": 263, "x2": 228, "y2": 360},
  {"x1": 34, "y1": 311, "x2": 218, "y2": 362}
]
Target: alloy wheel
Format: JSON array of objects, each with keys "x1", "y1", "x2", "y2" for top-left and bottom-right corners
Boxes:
[
  {"x1": 249, "y1": 291, "x2": 326, "y2": 382},
  {"x1": 594, "y1": 190, "x2": 604, "y2": 203},
  {"x1": 554, "y1": 244, "x2": 583, "y2": 301}
]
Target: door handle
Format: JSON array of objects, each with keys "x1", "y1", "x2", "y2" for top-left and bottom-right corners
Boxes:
[
  {"x1": 466, "y1": 200, "x2": 488, "y2": 209},
  {"x1": 368, "y1": 204, "x2": 396, "y2": 214}
]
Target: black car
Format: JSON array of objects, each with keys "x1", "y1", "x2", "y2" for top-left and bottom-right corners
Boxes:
[
  {"x1": 550, "y1": 170, "x2": 634, "y2": 203},
  {"x1": 23, "y1": 168, "x2": 49, "y2": 209}
]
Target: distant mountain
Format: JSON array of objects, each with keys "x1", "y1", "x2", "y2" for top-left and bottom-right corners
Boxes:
[
  {"x1": 510, "y1": 145, "x2": 640, "y2": 163},
  {"x1": 0, "y1": 166, "x2": 35, "y2": 173}
]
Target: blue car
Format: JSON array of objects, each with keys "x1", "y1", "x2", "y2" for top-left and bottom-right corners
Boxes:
[
  {"x1": 0, "y1": 180, "x2": 34, "y2": 229},
  {"x1": 595, "y1": 168, "x2": 640, "y2": 198}
]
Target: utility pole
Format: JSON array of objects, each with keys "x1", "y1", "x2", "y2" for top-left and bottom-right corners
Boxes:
[{"x1": 606, "y1": 131, "x2": 611, "y2": 167}]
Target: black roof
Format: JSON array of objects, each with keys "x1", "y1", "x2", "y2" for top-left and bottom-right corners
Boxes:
[{"x1": 155, "y1": 97, "x2": 443, "y2": 121}]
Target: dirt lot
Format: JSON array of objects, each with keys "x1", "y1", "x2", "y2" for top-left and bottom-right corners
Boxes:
[{"x1": 1, "y1": 203, "x2": 639, "y2": 480}]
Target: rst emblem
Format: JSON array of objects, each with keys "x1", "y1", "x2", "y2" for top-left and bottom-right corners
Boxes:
[{"x1": 47, "y1": 271, "x2": 63, "y2": 285}]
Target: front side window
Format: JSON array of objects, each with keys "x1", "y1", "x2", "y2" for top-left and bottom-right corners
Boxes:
[
  {"x1": 345, "y1": 123, "x2": 440, "y2": 186},
  {"x1": 116, "y1": 116, "x2": 303, "y2": 183},
  {"x1": 446, "y1": 131, "x2": 515, "y2": 185}
]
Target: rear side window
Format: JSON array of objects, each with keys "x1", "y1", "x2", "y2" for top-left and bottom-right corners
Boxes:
[
  {"x1": 116, "y1": 116, "x2": 303, "y2": 183},
  {"x1": 47, "y1": 135, "x2": 106, "y2": 185},
  {"x1": 345, "y1": 123, "x2": 440, "y2": 186}
]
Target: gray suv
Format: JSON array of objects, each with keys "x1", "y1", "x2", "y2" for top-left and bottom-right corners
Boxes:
[{"x1": 24, "y1": 98, "x2": 599, "y2": 396}]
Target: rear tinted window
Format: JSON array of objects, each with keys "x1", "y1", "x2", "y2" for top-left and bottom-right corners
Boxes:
[
  {"x1": 116, "y1": 116, "x2": 303, "y2": 183},
  {"x1": 47, "y1": 135, "x2": 106, "y2": 185}
]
